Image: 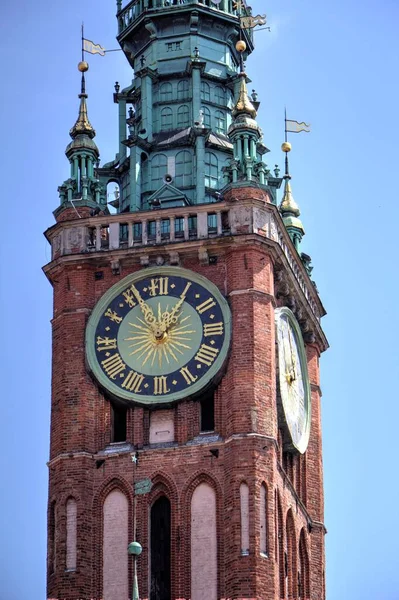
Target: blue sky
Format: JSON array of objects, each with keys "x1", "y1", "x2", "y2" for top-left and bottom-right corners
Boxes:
[{"x1": 1, "y1": 0, "x2": 398, "y2": 598}]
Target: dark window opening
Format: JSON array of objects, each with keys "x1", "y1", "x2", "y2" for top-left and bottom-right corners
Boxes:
[
  {"x1": 112, "y1": 403, "x2": 127, "y2": 443},
  {"x1": 200, "y1": 391, "x2": 215, "y2": 432},
  {"x1": 150, "y1": 496, "x2": 171, "y2": 600}
]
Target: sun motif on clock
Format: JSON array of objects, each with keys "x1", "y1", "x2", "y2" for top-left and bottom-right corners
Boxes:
[{"x1": 86, "y1": 267, "x2": 232, "y2": 404}]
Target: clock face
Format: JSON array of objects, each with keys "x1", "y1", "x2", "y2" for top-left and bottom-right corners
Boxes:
[
  {"x1": 86, "y1": 267, "x2": 231, "y2": 405},
  {"x1": 275, "y1": 307, "x2": 311, "y2": 454}
]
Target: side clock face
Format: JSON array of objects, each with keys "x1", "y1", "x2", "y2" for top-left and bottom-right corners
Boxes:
[
  {"x1": 275, "y1": 307, "x2": 311, "y2": 454},
  {"x1": 86, "y1": 266, "x2": 231, "y2": 405}
]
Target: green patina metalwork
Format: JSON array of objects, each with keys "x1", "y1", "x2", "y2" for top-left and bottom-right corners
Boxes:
[{"x1": 57, "y1": 1, "x2": 284, "y2": 219}]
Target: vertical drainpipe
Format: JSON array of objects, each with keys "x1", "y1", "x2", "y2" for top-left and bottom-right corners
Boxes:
[
  {"x1": 196, "y1": 133, "x2": 205, "y2": 204},
  {"x1": 192, "y1": 66, "x2": 201, "y2": 125},
  {"x1": 118, "y1": 99, "x2": 127, "y2": 162},
  {"x1": 141, "y1": 74, "x2": 153, "y2": 142},
  {"x1": 129, "y1": 146, "x2": 140, "y2": 212}
]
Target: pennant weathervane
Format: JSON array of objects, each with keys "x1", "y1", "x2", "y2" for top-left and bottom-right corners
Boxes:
[
  {"x1": 285, "y1": 119, "x2": 311, "y2": 134},
  {"x1": 83, "y1": 38, "x2": 106, "y2": 56}
]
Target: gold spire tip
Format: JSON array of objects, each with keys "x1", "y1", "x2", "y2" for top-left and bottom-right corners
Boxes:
[
  {"x1": 236, "y1": 40, "x2": 247, "y2": 53},
  {"x1": 78, "y1": 61, "x2": 89, "y2": 73},
  {"x1": 281, "y1": 142, "x2": 292, "y2": 153}
]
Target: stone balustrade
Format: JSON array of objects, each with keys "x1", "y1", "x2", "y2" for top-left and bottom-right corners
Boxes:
[
  {"x1": 118, "y1": 0, "x2": 254, "y2": 39},
  {"x1": 47, "y1": 200, "x2": 322, "y2": 323}
]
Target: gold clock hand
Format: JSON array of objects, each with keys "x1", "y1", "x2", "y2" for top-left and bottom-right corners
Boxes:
[
  {"x1": 131, "y1": 285, "x2": 157, "y2": 330},
  {"x1": 287, "y1": 328, "x2": 296, "y2": 382},
  {"x1": 164, "y1": 282, "x2": 192, "y2": 330}
]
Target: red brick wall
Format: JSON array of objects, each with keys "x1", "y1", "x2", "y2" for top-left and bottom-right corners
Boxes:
[{"x1": 46, "y1": 225, "x2": 325, "y2": 599}]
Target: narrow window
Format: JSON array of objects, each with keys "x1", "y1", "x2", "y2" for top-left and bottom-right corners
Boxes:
[
  {"x1": 151, "y1": 154, "x2": 168, "y2": 187},
  {"x1": 215, "y1": 110, "x2": 226, "y2": 134},
  {"x1": 177, "y1": 80, "x2": 189, "y2": 100},
  {"x1": 103, "y1": 490, "x2": 129, "y2": 600},
  {"x1": 48, "y1": 501, "x2": 56, "y2": 574},
  {"x1": 207, "y1": 213, "x2": 217, "y2": 233},
  {"x1": 148, "y1": 220, "x2": 156, "y2": 240},
  {"x1": 214, "y1": 86, "x2": 225, "y2": 105},
  {"x1": 201, "y1": 105, "x2": 211, "y2": 128},
  {"x1": 200, "y1": 391, "x2": 215, "y2": 432},
  {"x1": 150, "y1": 497, "x2": 171, "y2": 600},
  {"x1": 66, "y1": 498, "x2": 77, "y2": 571},
  {"x1": 177, "y1": 105, "x2": 190, "y2": 128},
  {"x1": 188, "y1": 215, "x2": 197, "y2": 237},
  {"x1": 191, "y1": 483, "x2": 217, "y2": 600},
  {"x1": 240, "y1": 482, "x2": 250, "y2": 555},
  {"x1": 201, "y1": 81, "x2": 211, "y2": 101},
  {"x1": 161, "y1": 107, "x2": 173, "y2": 130},
  {"x1": 133, "y1": 222, "x2": 142, "y2": 242},
  {"x1": 160, "y1": 82, "x2": 173, "y2": 101},
  {"x1": 111, "y1": 403, "x2": 127, "y2": 443},
  {"x1": 175, "y1": 216, "x2": 184, "y2": 238},
  {"x1": 175, "y1": 151, "x2": 193, "y2": 188},
  {"x1": 260, "y1": 484, "x2": 268, "y2": 556},
  {"x1": 205, "y1": 152, "x2": 219, "y2": 189}
]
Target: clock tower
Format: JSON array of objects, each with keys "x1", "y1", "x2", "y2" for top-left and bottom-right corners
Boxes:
[{"x1": 44, "y1": 2, "x2": 328, "y2": 600}]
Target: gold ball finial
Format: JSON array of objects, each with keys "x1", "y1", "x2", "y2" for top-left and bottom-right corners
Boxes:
[
  {"x1": 236, "y1": 40, "x2": 247, "y2": 53},
  {"x1": 281, "y1": 142, "x2": 292, "y2": 153},
  {"x1": 78, "y1": 61, "x2": 89, "y2": 73}
]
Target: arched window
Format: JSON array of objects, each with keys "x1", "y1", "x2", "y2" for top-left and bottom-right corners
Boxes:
[
  {"x1": 151, "y1": 154, "x2": 168, "y2": 188},
  {"x1": 277, "y1": 492, "x2": 285, "y2": 599},
  {"x1": 177, "y1": 80, "x2": 189, "y2": 100},
  {"x1": 161, "y1": 107, "x2": 173, "y2": 130},
  {"x1": 201, "y1": 106, "x2": 211, "y2": 128},
  {"x1": 151, "y1": 497, "x2": 171, "y2": 600},
  {"x1": 205, "y1": 152, "x2": 218, "y2": 189},
  {"x1": 175, "y1": 151, "x2": 193, "y2": 188},
  {"x1": 214, "y1": 86, "x2": 225, "y2": 105},
  {"x1": 286, "y1": 510, "x2": 298, "y2": 600},
  {"x1": 103, "y1": 490, "x2": 129, "y2": 600},
  {"x1": 66, "y1": 498, "x2": 77, "y2": 570},
  {"x1": 191, "y1": 483, "x2": 217, "y2": 600},
  {"x1": 215, "y1": 110, "x2": 226, "y2": 134},
  {"x1": 48, "y1": 501, "x2": 56, "y2": 575},
  {"x1": 177, "y1": 105, "x2": 190, "y2": 128},
  {"x1": 260, "y1": 484, "x2": 268, "y2": 556},
  {"x1": 201, "y1": 81, "x2": 211, "y2": 101},
  {"x1": 160, "y1": 82, "x2": 173, "y2": 102},
  {"x1": 240, "y1": 482, "x2": 249, "y2": 555},
  {"x1": 299, "y1": 529, "x2": 310, "y2": 599}
]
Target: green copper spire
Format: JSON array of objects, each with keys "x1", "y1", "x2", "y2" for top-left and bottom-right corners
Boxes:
[
  {"x1": 56, "y1": 61, "x2": 106, "y2": 214},
  {"x1": 279, "y1": 142, "x2": 305, "y2": 251},
  {"x1": 226, "y1": 42, "x2": 269, "y2": 186},
  {"x1": 69, "y1": 74, "x2": 96, "y2": 140}
]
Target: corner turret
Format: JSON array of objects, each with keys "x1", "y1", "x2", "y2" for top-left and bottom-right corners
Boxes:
[
  {"x1": 279, "y1": 142, "x2": 305, "y2": 251},
  {"x1": 56, "y1": 61, "x2": 106, "y2": 218}
]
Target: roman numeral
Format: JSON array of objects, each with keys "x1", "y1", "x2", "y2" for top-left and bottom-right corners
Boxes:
[
  {"x1": 149, "y1": 277, "x2": 169, "y2": 297},
  {"x1": 154, "y1": 376, "x2": 170, "y2": 395},
  {"x1": 104, "y1": 308, "x2": 123, "y2": 324},
  {"x1": 203, "y1": 322, "x2": 223, "y2": 337},
  {"x1": 96, "y1": 337, "x2": 117, "y2": 352},
  {"x1": 101, "y1": 353, "x2": 126, "y2": 379},
  {"x1": 196, "y1": 297, "x2": 216, "y2": 314},
  {"x1": 123, "y1": 288, "x2": 137, "y2": 308},
  {"x1": 122, "y1": 370, "x2": 145, "y2": 393},
  {"x1": 180, "y1": 281, "x2": 192, "y2": 298},
  {"x1": 195, "y1": 344, "x2": 219, "y2": 366},
  {"x1": 180, "y1": 366, "x2": 198, "y2": 385}
]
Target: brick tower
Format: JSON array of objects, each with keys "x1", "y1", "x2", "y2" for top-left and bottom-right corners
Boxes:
[{"x1": 44, "y1": 2, "x2": 328, "y2": 600}]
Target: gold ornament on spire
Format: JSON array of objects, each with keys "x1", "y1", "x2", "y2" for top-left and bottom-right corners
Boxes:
[
  {"x1": 232, "y1": 75, "x2": 257, "y2": 119},
  {"x1": 69, "y1": 62, "x2": 96, "y2": 139},
  {"x1": 279, "y1": 141, "x2": 305, "y2": 233}
]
